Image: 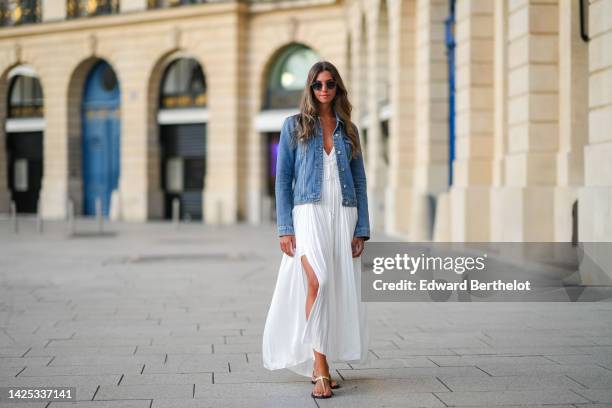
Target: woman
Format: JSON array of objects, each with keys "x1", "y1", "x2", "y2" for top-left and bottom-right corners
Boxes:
[{"x1": 262, "y1": 61, "x2": 371, "y2": 399}]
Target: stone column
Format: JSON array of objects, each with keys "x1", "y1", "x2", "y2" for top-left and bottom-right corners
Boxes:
[
  {"x1": 449, "y1": 0, "x2": 494, "y2": 242},
  {"x1": 579, "y1": 0, "x2": 612, "y2": 242},
  {"x1": 350, "y1": 12, "x2": 367, "y2": 130},
  {"x1": 501, "y1": 0, "x2": 559, "y2": 241},
  {"x1": 411, "y1": 0, "x2": 448, "y2": 241},
  {"x1": 385, "y1": 0, "x2": 416, "y2": 238},
  {"x1": 118, "y1": 60, "x2": 161, "y2": 222},
  {"x1": 201, "y1": 10, "x2": 245, "y2": 225},
  {"x1": 554, "y1": 0, "x2": 588, "y2": 241},
  {"x1": 39, "y1": 74, "x2": 70, "y2": 219},
  {"x1": 490, "y1": 0, "x2": 508, "y2": 241},
  {"x1": 365, "y1": 3, "x2": 388, "y2": 234}
]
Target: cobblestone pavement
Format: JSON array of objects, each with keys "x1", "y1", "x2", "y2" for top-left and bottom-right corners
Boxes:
[{"x1": 0, "y1": 219, "x2": 611, "y2": 407}]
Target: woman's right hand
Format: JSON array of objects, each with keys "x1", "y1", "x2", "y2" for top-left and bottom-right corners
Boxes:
[{"x1": 280, "y1": 235, "x2": 296, "y2": 257}]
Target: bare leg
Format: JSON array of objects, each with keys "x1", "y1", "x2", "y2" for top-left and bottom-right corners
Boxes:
[{"x1": 301, "y1": 255, "x2": 333, "y2": 397}]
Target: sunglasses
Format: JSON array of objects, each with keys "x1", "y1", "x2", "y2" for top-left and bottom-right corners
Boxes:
[{"x1": 310, "y1": 80, "x2": 337, "y2": 91}]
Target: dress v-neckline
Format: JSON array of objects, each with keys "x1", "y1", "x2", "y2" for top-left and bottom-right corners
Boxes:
[{"x1": 324, "y1": 146, "x2": 335, "y2": 157}]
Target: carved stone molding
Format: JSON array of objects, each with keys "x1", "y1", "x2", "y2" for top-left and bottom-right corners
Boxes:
[
  {"x1": 89, "y1": 33, "x2": 98, "y2": 56},
  {"x1": 14, "y1": 42, "x2": 22, "y2": 63}
]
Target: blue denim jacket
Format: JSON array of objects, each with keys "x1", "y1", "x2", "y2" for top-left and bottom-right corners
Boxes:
[{"x1": 275, "y1": 112, "x2": 371, "y2": 241}]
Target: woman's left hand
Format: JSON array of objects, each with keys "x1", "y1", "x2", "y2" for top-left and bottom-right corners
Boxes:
[{"x1": 351, "y1": 237, "x2": 365, "y2": 258}]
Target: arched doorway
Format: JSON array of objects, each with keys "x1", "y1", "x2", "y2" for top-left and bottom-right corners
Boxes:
[
  {"x1": 81, "y1": 60, "x2": 120, "y2": 216},
  {"x1": 157, "y1": 57, "x2": 207, "y2": 221},
  {"x1": 257, "y1": 43, "x2": 319, "y2": 221},
  {"x1": 5, "y1": 66, "x2": 44, "y2": 213}
]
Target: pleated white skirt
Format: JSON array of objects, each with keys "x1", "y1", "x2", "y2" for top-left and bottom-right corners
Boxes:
[{"x1": 262, "y1": 146, "x2": 370, "y2": 377}]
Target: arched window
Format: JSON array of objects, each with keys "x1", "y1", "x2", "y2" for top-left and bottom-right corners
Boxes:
[
  {"x1": 5, "y1": 68, "x2": 44, "y2": 214},
  {"x1": 67, "y1": 0, "x2": 118, "y2": 19},
  {"x1": 147, "y1": 0, "x2": 206, "y2": 8},
  {"x1": 0, "y1": 0, "x2": 41, "y2": 26},
  {"x1": 160, "y1": 58, "x2": 207, "y2": 109},
  {"x1": 8, "y1": 74, "x2": 44, "y2": 118},
  {"x1": 265, "y1": 44, "x2": 319, "y2": 109}
]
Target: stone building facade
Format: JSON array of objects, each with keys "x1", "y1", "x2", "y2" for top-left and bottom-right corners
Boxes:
[{"x1": 0, "y1": 0, "x2": 610, "y2": 242}]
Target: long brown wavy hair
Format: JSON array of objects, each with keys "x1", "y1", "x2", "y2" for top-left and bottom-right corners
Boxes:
[{"x1": 295, "y1": 61, "x2": 361, "y2": 159}]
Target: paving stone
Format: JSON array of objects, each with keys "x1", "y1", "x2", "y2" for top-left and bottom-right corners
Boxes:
[
  {"x1": 478, "y1": 335, "x2": 598, "y2": 347},
  {"x1": 566, "y1": 371, "x2": 612, "y2": 389},
  {"x1": 475, "y1": 363, "x2": 612, "y2": 377},
  {"x1": 0, "y1": 347, "x2": 30, "y2": 358},
  {"x1": 429, "y1": 355, "x2": 558, "y2": 367},
  {"x1": 449, "y1": 346, "x2": 588, "y2": 356},
  {"x1": 134, "y1": 345, "x2": 213, "y2": 355},
  {"x1": 119, "y1": 373, "x2": 212, "y2": 385},
  {"x1": 249, "y1": 355, "x2": 351, "y2": 370},
  {"x1": 50, "y1": 400, "x2": 151, "y2": 407},
  {"x1": 592, "y1": 337, "x2": 612, "y2": 346},
  {"x1": 211, "y1": 344, "x2": 261, "y2": 354},
  {"x1": 573, "y1": 389, "x2": 612, "y2": 404},
  {"x1": 314, "y1": 387, "x2": 445, "y2": 407},
  {"x1": 152, "y1": 396, "x2": 315, "y2": 408},
  {"x1": 439, "y1": 374, "x2": 586, "y2": 391},
  {"x1": 393, "y1": 335, "x2": 489, "y2": 349},
  {"x1": 573, "y1": 345, "x2": 612, "y2": 355},
  {"x1": 0, "y1": 357, "x2": 52, "y2": 368},
  {"x1": 337, "y1": 366, "x2": 489, "y2": 380},
  {"x1": 433, "y1": 389, "x2": 590, "y2": 406},
  {"x1": 1, "y1": 375, "x2": 120, "y2": 387},
  {"x1": 24, "y1": 346, "x2": 137, "y2": 357},
  {"x1": 212, "y1": 370, "x2": 312, "y2": 384},
  {"x1": 373, "y1": 348, "x2": 458, "y2": 358},
  {"x1": 348, "y1": 357, "x2": 437, "y2": 369},
  {"x1": 95, "y1": 384, "x2": 193, "y2": 400},
  {"x1": 71, "y1": 328, "x2": 172, "y2": 337},
  {"x1": 338, "y1": 377, "x2": 447, "y2": 394},
  {"x1": 224, "y1": 335, "x2": 266, "y2": 345},
  {"x1": 144, "y1": 354, "x2": 247, "y2": 374},
  {"x1": 48, "y1": 355, "x2": 164, "y2": 367},
  {"x1": 0, "y1": 367, "x2": 25, "y2": 377},
  {"x1": 547, "y1": 354, "x2": 612, "y2": 365},
  {"x1": 148, "y1": 337, "x2": 225, "y2": 346},
  {"x1": 48, "y1": 339, "x2": 150, "y2": 348},
  {"x1": 18, "y1": 364, "x2": 144, "y2": 377},
  {"x1": 190, "y1": 382, "x2": 331, "y2": 406},
  {"x1": 574, "y1": 405, "x2": 612, "y2": 408}
]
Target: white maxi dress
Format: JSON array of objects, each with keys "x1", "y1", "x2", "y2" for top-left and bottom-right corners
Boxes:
[{"x1": 262, "y1": 145, "x2": 370, "y2": 378}]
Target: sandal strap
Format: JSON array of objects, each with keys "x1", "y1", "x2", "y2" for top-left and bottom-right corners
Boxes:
[
  {"x1": 312, "y1": 373, "x2": 335, "y2": 382},
  {"x1": 314, "y1": 375, "x2": 330, "y2": 382}
]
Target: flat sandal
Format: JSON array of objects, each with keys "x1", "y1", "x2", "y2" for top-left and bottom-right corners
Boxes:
[
  {"x1": 311, "y1": 370, "x2": 340, "y2": 389},
  {"x1": 311, "y1": 375, "x2": 333, "y2": 399}
]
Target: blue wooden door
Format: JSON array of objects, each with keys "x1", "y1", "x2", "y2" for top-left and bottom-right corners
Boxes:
[{"x1": 82, "y1": 61, "x2": 120, "y2": 216}]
